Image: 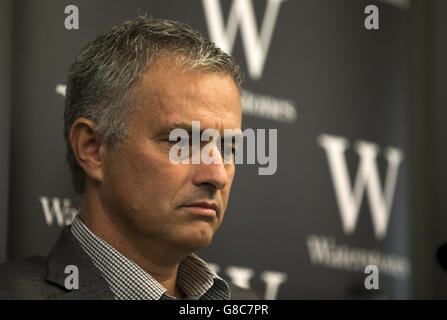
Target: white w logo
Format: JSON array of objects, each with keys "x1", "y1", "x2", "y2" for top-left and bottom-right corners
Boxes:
[
  {"x1": 39, "y1": 196, "x2": 78, "y2": 227},
  {"x1": 318, "y1": 134, "x2": 404, "y2": 240},
  {"x1": 202, "y1": 0, "x2": 286, "y2": 80}
]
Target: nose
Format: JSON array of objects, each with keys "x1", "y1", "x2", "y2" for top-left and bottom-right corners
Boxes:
[{"x1": 192, "y1": 145, "x2": 231, "y2": 190}]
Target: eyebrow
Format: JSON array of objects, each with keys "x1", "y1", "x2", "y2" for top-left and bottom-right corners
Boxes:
[
  {"x1": 155, "y1": 122, "x2": 200, "y2": 137},
  {"x1": 155, "y1": 122, "x2": 243, "y2": 141}
]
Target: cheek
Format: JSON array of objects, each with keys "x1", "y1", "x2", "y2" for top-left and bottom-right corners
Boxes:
[
  {"x1": 102, "y1": 146, "x2": 161, "y2": 208},
  {"x1": 222, "y1": 168, "x2": 235, "y2": 204},
  {"x1": 125, "y1": 147, "x2": 192, "y2": 207},
  {"x1": 223, "y1": 183, "x2": 233, "y2": 201}
]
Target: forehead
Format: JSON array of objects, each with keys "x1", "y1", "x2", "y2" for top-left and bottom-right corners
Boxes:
[{"x1": 134, "y1": 62, "x2": 242, "y2": 134}]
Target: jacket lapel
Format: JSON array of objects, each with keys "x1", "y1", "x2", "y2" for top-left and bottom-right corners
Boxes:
[{"x1": 45, "y1": 226, "x2": 114, "y2": 300}]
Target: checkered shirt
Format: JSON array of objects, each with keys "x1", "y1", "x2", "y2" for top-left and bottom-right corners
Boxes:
[{"x1": 70, "y1": 215, "x2": 230, "y2": 300}]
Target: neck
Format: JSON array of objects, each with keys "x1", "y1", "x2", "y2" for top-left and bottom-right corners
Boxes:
[{"x1": 79, "y1": 186, "x2": 188, "y2": 299}]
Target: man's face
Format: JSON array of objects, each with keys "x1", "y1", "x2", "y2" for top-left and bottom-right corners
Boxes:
[{"x1": 99, "y1": 62, "x2": 242, "y2": 253}]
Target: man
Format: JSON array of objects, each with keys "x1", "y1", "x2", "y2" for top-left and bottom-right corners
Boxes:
[{"x1": 0, "y1": 16, "x2": 259, "y2": 300}]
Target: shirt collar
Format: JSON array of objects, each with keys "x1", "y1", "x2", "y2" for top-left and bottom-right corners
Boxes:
[{"x1": 70, "y1": 215, "x2": 230, "y2": 300}]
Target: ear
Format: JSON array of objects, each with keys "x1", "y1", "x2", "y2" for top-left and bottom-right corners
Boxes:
[{"x1": 69, "y1": 118, "x2": 106, "y2": 185}]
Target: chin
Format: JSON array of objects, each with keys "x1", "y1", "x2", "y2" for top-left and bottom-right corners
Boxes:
[{"x1": 181, "y1": 229, "x2": 215, "y2": 251}]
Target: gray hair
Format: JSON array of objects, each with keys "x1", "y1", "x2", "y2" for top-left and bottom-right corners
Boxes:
[{"x1": 64, "y1": 16, "x2": 242, "y2": 194}]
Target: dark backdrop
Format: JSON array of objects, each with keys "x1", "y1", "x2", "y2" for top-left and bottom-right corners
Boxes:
[{"x1": 1, "y1": 0, "x2": 443, "y2": 299}]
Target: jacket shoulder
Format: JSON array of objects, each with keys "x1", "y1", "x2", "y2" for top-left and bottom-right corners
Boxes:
[
  {"x1": 0, "y1": 256, "x2": 48, "y2": 299},
  {"x1": 228, "y1": 282, "x2": 262, "y2": 300},
  {"x1": 0, "y1": 256, "x2": 47, "y2": 280}
]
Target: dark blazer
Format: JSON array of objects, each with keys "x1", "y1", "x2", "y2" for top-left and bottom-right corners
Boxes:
[{"x1": 0, "y1": 227, "x2": 260, "y2": 300}]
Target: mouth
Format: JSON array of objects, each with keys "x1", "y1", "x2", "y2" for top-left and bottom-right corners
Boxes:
[{"x1": 182, "y1": 201, "x2": 218, "y2": 218}]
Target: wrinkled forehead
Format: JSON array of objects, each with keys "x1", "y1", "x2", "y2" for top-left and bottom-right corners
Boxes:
[{"x1": 134, "y1": 62, "x2": 242, "y2": 134}]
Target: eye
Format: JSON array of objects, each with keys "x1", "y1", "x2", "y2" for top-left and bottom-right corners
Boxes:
[
  {"x1": 168, "y1": 136, "x2": 184, "y2": 142},
  {"x1": 167, "y1": 137, "x2": 193, "y2": 148}
]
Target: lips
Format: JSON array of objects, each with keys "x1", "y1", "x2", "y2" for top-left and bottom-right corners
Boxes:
[{"x1": 182, "y1": 201, "x2": 218, "y2": 217}]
